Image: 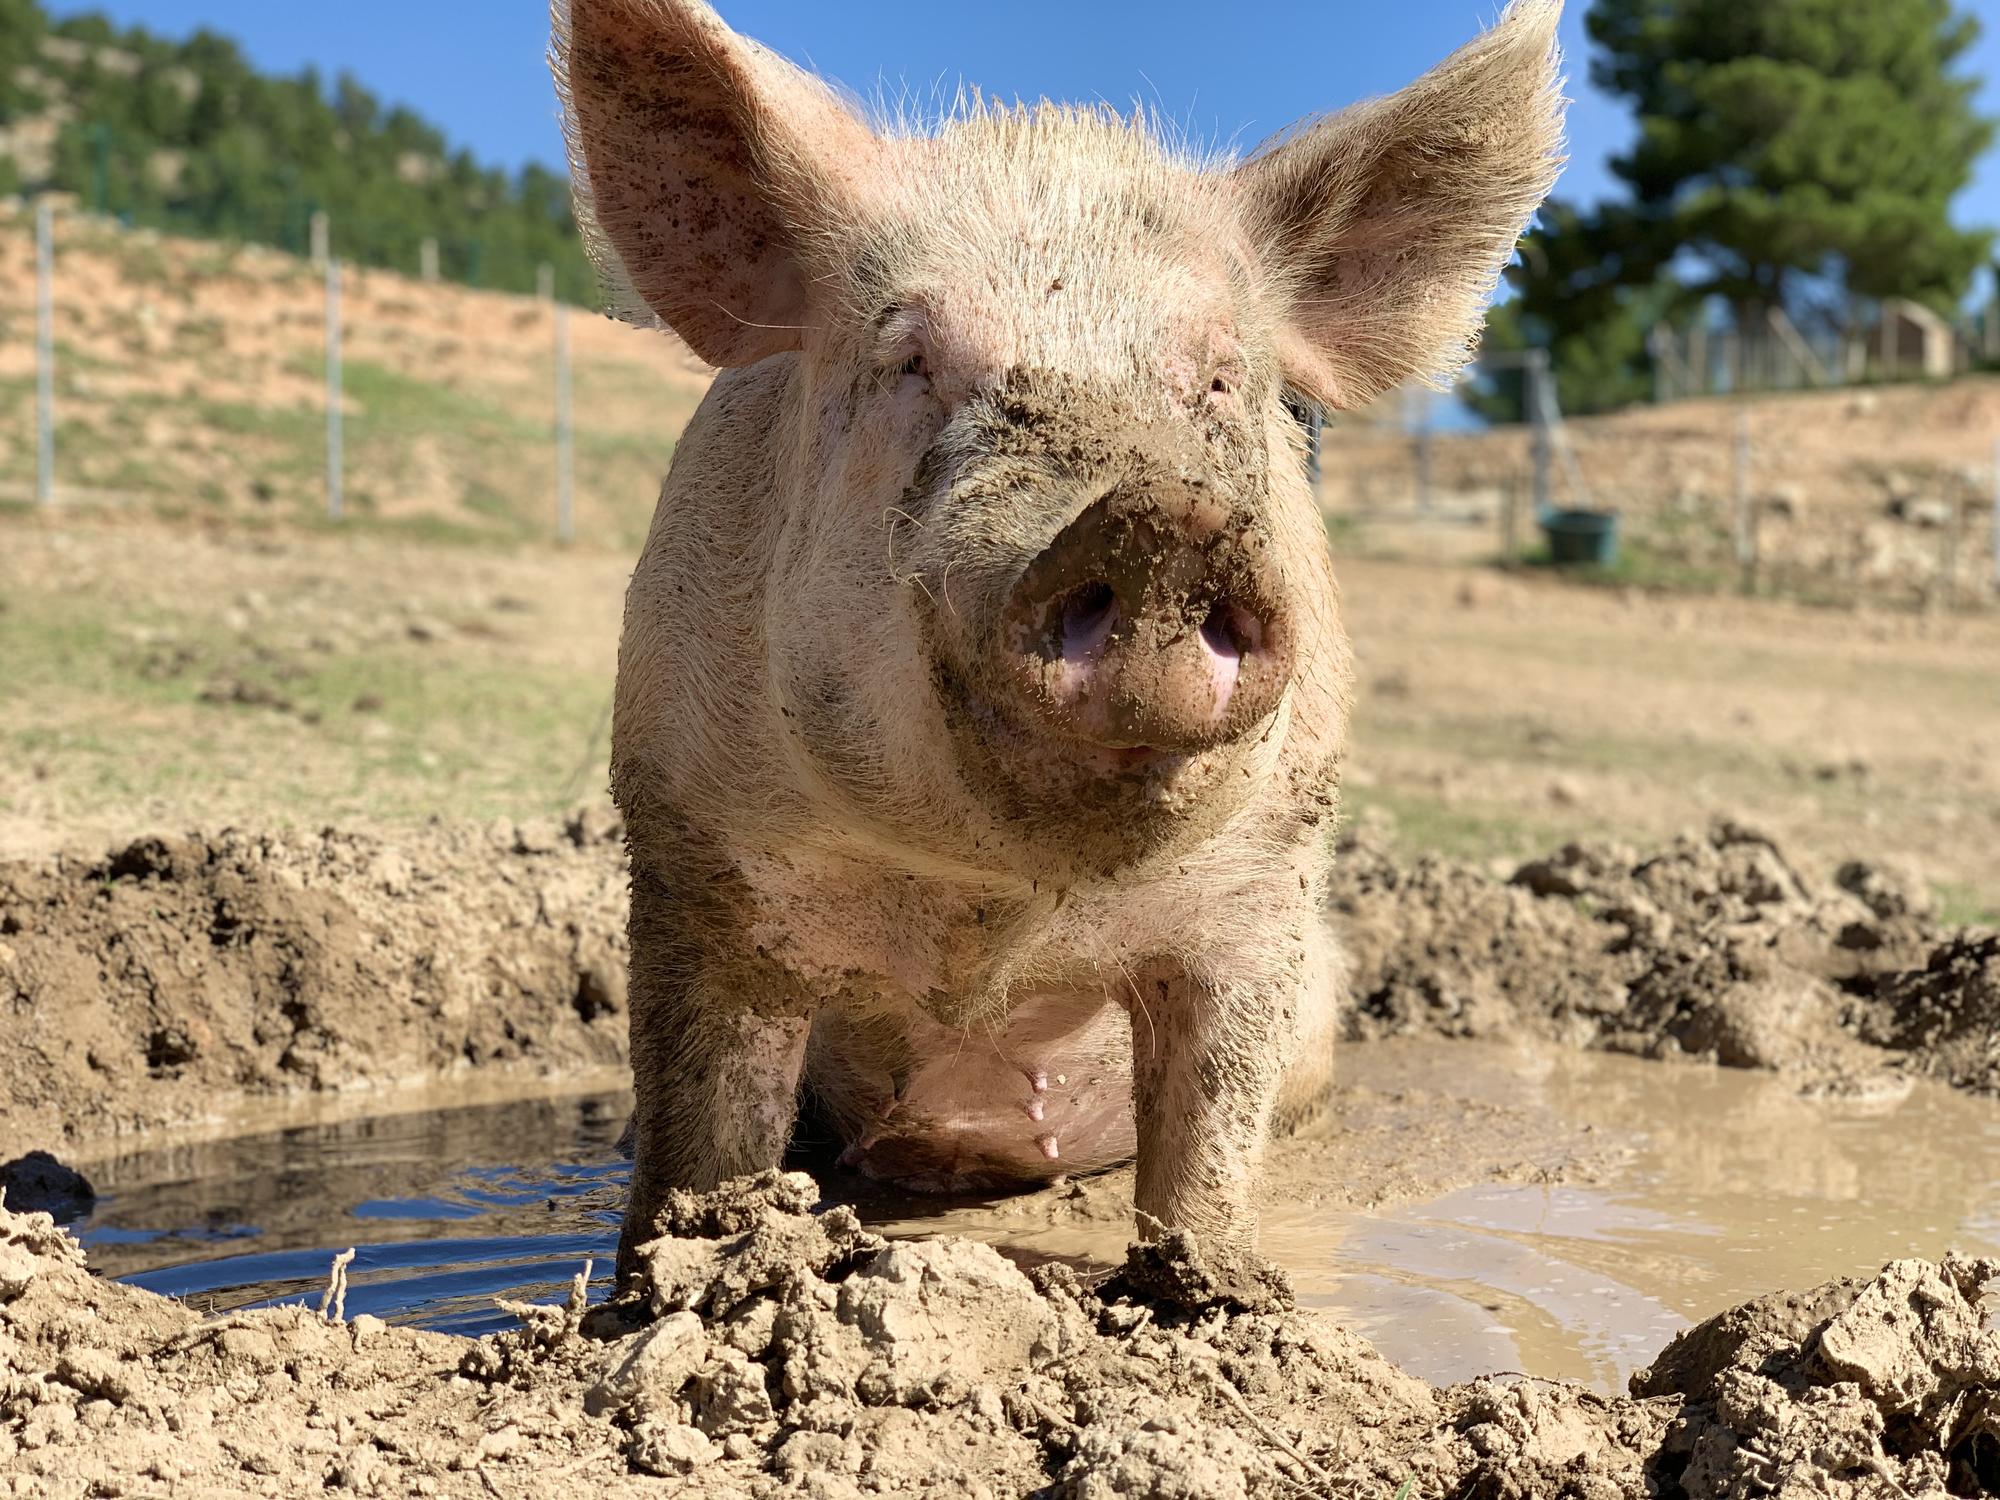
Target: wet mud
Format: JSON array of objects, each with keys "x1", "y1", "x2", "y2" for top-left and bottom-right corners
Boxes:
[
  {"x1": 4, "y1": 816, "x2": 1996, "y2": 1166},
  {"x1": 0, "y1": 814, "x2": 630, "y2": 1156},
  {"x1": 1334, "y1": 818, "x2": 2000, "y2": 1099},
  {"x1": 6, "y1": 1174, "x2": 2000, "y2": 1498},
  {"x1": 5, "y1": 819, "x2": 2000, "y2": 1493}
]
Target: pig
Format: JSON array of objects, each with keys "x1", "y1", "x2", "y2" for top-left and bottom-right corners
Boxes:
[{"x1": 551, "y1": 0, "x2": 1564, "y2": 1277}]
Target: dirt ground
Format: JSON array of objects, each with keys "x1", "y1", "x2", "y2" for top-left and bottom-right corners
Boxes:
[
  {"x1": 0, "y1": 206, "x2": 707, "y2": 550},
  {"x1": 6, "y1": 1170, "x2": 1999, "y2": 1498},
  {"x1": 3, "y1": 238, "x2": 1999, "y2": 1492},
  {"x1": 4, "y1": 806, "x2": 1995, "y2": 1166},
  {"x1": 6, "y1": 516, "x2": 1996, "y2": 913}
]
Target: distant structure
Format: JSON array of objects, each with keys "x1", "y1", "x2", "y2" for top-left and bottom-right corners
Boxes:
[{"x1": 1866, "y1": 300, "x2": 1956, "y2": 382}]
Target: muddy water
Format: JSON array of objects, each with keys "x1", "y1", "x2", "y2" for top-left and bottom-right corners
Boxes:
[
  {"x1": 1283, "y1": 1041, "x2": 2000, "y2": 1392},
  {"x1": 69, "y1": 1040, "x2": 2000, "y2": 1391}
]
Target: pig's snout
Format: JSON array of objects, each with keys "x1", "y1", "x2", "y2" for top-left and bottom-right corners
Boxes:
[{"x1": 1001, "y1": 485, "x2": 1293, "y2": 755}]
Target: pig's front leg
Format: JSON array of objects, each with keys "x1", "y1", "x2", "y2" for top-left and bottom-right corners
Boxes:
[
  {"x1": 1127, "y1": 964, "x2": 1298, "y2": 1253},
  {"x1": 618, "y1": 871, "x2": 814, "y2": 1282}
]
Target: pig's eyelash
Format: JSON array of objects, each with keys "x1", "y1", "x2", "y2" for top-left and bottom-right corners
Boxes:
[{"x1": 870, "y1": 351, "x2": 929, "y2": 395}]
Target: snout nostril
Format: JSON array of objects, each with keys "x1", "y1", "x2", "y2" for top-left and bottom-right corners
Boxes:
[
  {"x1": 1200, "y1": 599, "x2": 1262, "y2": 659},
  {"x1": 1058, "y1": 581, "x2": 1117, "y2": 648}
]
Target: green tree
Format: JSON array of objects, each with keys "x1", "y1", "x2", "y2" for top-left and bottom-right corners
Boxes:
[
  {"x1": 1468, "y1": 201, "x2": 1676, "y2": 420},
  {"x1": 0, "y1": 0, "x2": 48, "y2": 118},
  {"x1": 1590, "y1": 0, "x2": 1993, "y2": 318},
  {"x1": 1474, "y1": 0, "x2": 1995, "y2": 419},
  {"x1": 3, "y1": 0, "x2": 595, "y2": 302}
]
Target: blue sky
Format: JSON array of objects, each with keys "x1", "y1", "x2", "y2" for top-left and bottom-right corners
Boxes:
[{"x1": 52, "y1": 0, "x2": 2000, "y2": 229}]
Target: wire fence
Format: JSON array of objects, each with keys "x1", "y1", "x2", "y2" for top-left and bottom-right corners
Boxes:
[
  {"x1": 0, "y1": 195, "x2": 701, "y2": 551},
  {"x1": 9, "y1": 193, "x2": 2000, "y2": 608},
  {"x1": 1318, "y1": 369, "x2": 2000, "y2": 608},
  {"x1": 1649, "y1": 301, "x2": 2000, "y2": 402}
]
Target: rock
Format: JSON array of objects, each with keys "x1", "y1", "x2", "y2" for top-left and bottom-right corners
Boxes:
[
  {"x1": 564, "y1": 804, "x2": 624, "y2": 846},
  {"x1": 511, "y1": 818, "x2": 564, "y2": 855},
  {"x1": 0, "y1": 1152, "x2": 96, "y2": 1224},
  {"x1": 1101, "y1": 1229, "x2": 1291, "y2": 1315},
  {"x1": 1835, "y1": 857, "x2": 1936, "y2": 922},
  {"x1": 1760, "y1": 483, "x2": 1805, "y2": 520},
  {"x1": 365, "y1": 849, "x2": 412, "y2": 897},
  {"x1": 627, "y1": 1420, "x2": 716, "y2": 1477},
  {"x1": 1814, "y1": 1258, "x2": 2000, "y2": 1412},
  {"x1": 838, "y1": 1239, "x2": 1065, "y2": 1403},
  {"x1": 586, "y1": 1310, "x2": 708, "y2": 1420},
  {"x1": 639, "y1": 1171, "x2": 882, "y2": 1318},
  {"x1": 0, "y1": 1238, "x2": 39, "y2": 1300},
  {"x1": 1888, "y1": 495, "x2": 1953, "y2": 529},
  {"x1": 690, "y1": 1344, "x2": 776, "y2": 1436},
  {"x1": 1058, "y1": 1403, "x2": 1262, "y2": 1499}
]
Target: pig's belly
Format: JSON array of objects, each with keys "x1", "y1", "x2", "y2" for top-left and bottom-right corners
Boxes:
[{"x1": 805, "y1": 991, "x2": 1136, "y2": 1192}]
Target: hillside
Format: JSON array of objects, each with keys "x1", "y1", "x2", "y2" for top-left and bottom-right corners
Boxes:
[
  {"x1": 0, "y1": 0, "x2": 591, "y2": 299},
  {"x1": 0, "y1": 205, "x2": 707, "y2": 549}
]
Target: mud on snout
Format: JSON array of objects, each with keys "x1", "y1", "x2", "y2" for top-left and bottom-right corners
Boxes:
[{"x1": 903, "y1": 369, "x2": 1298, "y2": 875}]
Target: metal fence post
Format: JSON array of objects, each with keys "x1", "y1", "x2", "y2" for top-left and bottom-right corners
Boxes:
[
  {"x1": 1526, "y1": 348, "x2": 1552, "y2": 518},
  {"x1": 325, "y1": 258, "x2": 343, "y2": 522},
  {"x1": 1732, "y1": 407, "x2": 1755, "y2": 592},
  {"x1": 1414, "y1": 391, "x2": 1434, "y2": 512},
  {"x1": 554, "y1": 301, "x2": 574, "y2": 544},
  {"x1": 1991, "y1": 438, "x2": 2000, "y2": 594},
  {"x1": 537, "y1": 262, "x2": 556, "y2": 303},
  {"x1": 309, "y1": 209, "x2": 330, "y2": 270},
  {"x1": 1941, "y1": 494, "x2": 1961, "y2": 605},
  {"x1": 420, "y1": 237, "x2": 439, "y2": 283},
  {"x1": 34, "y1": 196, "x2": 54, "y2": 507}
]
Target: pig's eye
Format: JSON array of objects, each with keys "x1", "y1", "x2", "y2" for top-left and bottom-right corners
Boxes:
[
  {"x1": 1208, "y1": 369, "x2": 1241, "y2": 401},
  {"x1": 898, "y1": 352, "x2": 929, "y2": 382}
]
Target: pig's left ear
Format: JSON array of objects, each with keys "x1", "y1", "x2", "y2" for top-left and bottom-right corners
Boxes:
[{"x1": 1233, "y1": 0, "x2": 1565, "y2": 410}]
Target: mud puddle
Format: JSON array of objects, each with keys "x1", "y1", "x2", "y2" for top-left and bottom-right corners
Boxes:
[
  {"x1": 1276, "y1": 1040, "x2": 2000, "y2": 1393},
  {"x1": 64, "y1": 1038, "x2": 2000, "y2": 1395},
  {"x1": 72, "y1": 1092, "x2": 633, "y2": 1337}
]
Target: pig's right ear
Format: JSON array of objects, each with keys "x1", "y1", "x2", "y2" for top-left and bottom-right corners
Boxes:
[{"x1": 554, "y1": 0, "x2": 883, "y2": 367}]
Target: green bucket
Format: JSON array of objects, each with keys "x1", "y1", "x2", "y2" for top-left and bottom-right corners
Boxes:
[{"x1": 1539, "y1": 509, "x2": 1620, "y2": 568}]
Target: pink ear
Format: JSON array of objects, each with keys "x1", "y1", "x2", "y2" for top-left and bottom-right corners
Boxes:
[
  {"x1": 556, "y1": 0, "x2": 885, "y2": 367},
  {"x1": 1233, "y1": 0, "x2": 1565, "y2": 410}
]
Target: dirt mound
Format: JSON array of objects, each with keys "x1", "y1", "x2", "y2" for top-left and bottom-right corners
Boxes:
[
  {"x1": 0, "y1": 813, "x2": 629, "y2": 1155},
  {"x1": 5, "y1": 814, "x2": 1996, "y2": 1163},
  {"x1": 6, "y1": 1173, "x2": 1997, "y2": 1497},
  {"x1": 1332, "y1": 819, "x2": 2000, "y2": 1097}
]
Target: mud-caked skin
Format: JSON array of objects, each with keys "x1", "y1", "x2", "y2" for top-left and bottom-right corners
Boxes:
[{"x1": 552, "y1": 0, "x2": 1565, "y2": 1277}]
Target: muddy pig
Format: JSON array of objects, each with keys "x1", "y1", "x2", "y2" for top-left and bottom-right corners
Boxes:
[{"x1": 553, "y1": 0, "x2": 1564, "y2": 1275}]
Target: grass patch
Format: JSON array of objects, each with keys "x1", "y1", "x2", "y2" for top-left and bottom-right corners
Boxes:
[
  {"x1": 340, "y1": 359, "x2": 544, "y2": 442},
  {"x1": 1935, "y1": 882, "x2": 2000, "y2": 929},
  {"x1": 1342, "y1": 783, "x2": 1576, "y2": 865},
  {"x1": 1513, "y1": 535, "x2": 1730, "y2": 594},
  {"x1": 0, "y1": 587, "x2": 612, "y2": 826}
]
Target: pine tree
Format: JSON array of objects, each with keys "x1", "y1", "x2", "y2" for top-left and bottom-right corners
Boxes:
[
  {"x1": 1589, "y1": 0, "x2": 1993, "y2": 318},
  {"x1": 1482, "y1": 0, "x2": 1995, "y2": 416}
]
